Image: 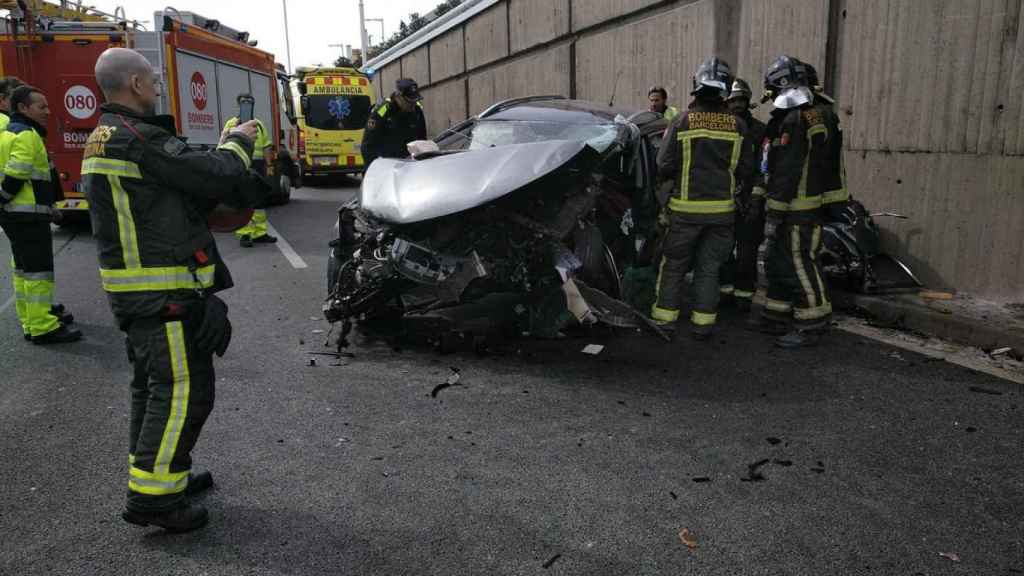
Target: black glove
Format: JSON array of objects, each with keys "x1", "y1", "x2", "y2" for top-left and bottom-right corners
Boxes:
[{"x1": 195, "y1": 295, "x2": 232, "y2": 357}]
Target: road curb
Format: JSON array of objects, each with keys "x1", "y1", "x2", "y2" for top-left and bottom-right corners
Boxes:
[{"x1": 834, "y1": 292, "x2": 1024, "y2": 354}]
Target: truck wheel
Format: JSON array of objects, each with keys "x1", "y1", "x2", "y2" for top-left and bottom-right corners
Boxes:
[{"x1": 277, "y1": 174, "x2": 292, "y2": 205}]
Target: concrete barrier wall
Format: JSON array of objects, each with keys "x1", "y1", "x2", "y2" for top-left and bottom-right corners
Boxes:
[{"x1": 366, "y1": 0, "x2": 1024, "y2": 301}]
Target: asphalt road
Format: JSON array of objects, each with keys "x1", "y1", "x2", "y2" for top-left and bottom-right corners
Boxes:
[{"x1": 1, "y1": 181, "x2": 1021, "y2": 576}]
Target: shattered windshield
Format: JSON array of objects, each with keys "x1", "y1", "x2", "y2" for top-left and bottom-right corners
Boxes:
[{"x1": 458, "y1": 120, "x2": 622, "y2": 153}]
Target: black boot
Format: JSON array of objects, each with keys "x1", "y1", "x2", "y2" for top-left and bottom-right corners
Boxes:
[
  {"x1": 252, "y1": 234, "x2": 278, "y2": 244},
  {"x1": 185, "y1": 470, "x2": 214, "y2": 496},
  {"x1": 775, "y1": 329, "x2": 821, "y2": 349},
  {"x1": 239, "y1": 235, "x2": 253, "y2": 248},
  {"x1": 122, "y1": 502, "x2": 208, "y2": 533},
  {"x1": 31, "y1": 325, "x2": 82, "y2": 345}
]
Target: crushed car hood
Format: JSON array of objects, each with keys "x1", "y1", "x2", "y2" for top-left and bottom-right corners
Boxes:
[{"x1": 360, "y1": 140, "x2": 591, "y2": 224}]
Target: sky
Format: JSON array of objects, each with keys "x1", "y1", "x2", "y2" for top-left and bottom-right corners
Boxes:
[{"x1": 88, "y1": 0, "x2": 441, "y2": 71}]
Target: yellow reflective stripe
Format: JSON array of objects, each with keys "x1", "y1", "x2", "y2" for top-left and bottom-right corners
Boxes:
[
  {"x1": 751, "y1": 186, "x2": 766, "y2": 197},
  {"x1": 81, "y1": 157, "x2": 142, "y2": 179},
  {"x1": 377, "y1": 103, "x2": 389, "y2": 116},
  {"x1": 691, "y1": 311, "x2": 717, "y2": 326},
  {"x1": 734, "y1": 289, "x2": 755, "y2": 299},
  {"x1": 811, "y1": 226, "x2": 829, "y2": 307},
  {"x1": 128, "y1": 465, "x2": 189, "y2": 495},
  {"x1": 99, "y1": 265, "x2": 216, "y2": 293},
  {"x1": 791, "y1": 226, "x2": 817, "y2": 309},
  {"x1": 822, "y1": 188, "x2": 849, "y2": 204},
  {"x1": 668, "y1": 198, "x2": 735, "y2": 213},
  {"x1": 2, "y1": 204, "x2": 52, "y2": 215},
  {"x1": 679, "y1": 131, "x2": 693, "y2": 201},
  {"x1": 109, "y1": 175, "x2": 141, "y2": 269},
  {"x1": 4, "y1": 159, "x2": 34, "y2": 176},
  {"x1": 720, "y1": 285, "x2": 735, "y2": 295},
  {"x1": 154, "y1": 321, "x2": 190, "y2": 479},
  {"x1": 652, "y1": 305, "x2": 680, "y2": 322},
  {"x1": 728, "y1": 131, "x2": 742, "y2": 199},
  {"x1": 794, "y1": 302, "x2": 832, "y2": 321},
  {"x1": 807, "y1": 124, "x2": 828, "y2": 140},
  {"x1": 765, "y1": 298, "x2": 792, "y2": 313},
  {"x1": 218, "y1": 140, "x2": 251, "y2": 169},
  {"x1": 767, "y1": 197, "x2": 822, "y2": 212}
]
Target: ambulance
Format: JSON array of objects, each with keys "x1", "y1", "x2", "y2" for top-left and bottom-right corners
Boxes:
[
  {"x1": 290, "y1": 66, "x2": 374, "y2": 178},
  {"x1": 0, "y1": 2, "x2": 297, "y2": 217}
]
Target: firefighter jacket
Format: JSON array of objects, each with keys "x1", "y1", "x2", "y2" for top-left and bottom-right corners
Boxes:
[
  {"x1": 0, "y1": 114, "x2": 56, "y2": 220},
  {"x1": 82, "y1": 103, "x2": 258, "y2": 324},
  {"x1": 759, "y1": 104, "x2": 830, "y2": 223},
  {"x1": 815, "y1": 95, "x2": 848, "y2": 205},
  {"x1": 360, "y1": 96, "x2": 426, "y2": 166},
  {"x1": 657, "y1": 99, "x2": 756, "y2": 224},
  {"x1": 736, "y1": 109, "x2": 767, "y2": 208},
  {"x1": 0, "y1": 111, "x2": 10, "y2": 132},
  {"x1": 224, "y1": 117, "x2": 271, "y2": 160}
]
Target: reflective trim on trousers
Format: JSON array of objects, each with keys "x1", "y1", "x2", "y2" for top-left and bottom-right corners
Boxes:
[
  {"x1": 1, "y1": 204, "x2": 53, "y2": 215},
  {"x1": 691, "y1": 310, "x2": 717, "y2": 326},
  {"x1": 734, "y1": 289, "x2": 755, "y2": 299},
  {"x1": 128, "y1": 465, "x2": 189, "y2": 496},
  {"x1": 99, "y1": 265, "x2": 216, "y2": 293}
]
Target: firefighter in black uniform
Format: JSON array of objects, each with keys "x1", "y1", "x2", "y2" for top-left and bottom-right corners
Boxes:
[
  {"x1": 84, "y1": 48, "x2": 269, "y2": 532},
  {"x1": 360, "y1": 78, "x2": 427, "y2": 166},
  {"x1": 804, "y1": 62, "x2": 849, "y2": 221},
  {"x1": 719, "y1": 78, "x2": 767, "y2": 311},
  {"x1": 749, "y1": 55, "x2": 832, "y2": 348},
  {"x1": 651, "y1": 58, "x2": 755, "y2": 340}
]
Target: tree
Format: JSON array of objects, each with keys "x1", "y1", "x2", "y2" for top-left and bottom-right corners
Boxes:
[{"x1": 365, "y1": 0, "x2": 463, "y2": 62}]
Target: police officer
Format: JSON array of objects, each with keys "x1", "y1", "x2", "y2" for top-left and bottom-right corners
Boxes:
[
  {"x1": 0, "y1": 85, "x2": 80, "y2": 344},
  {"x1": 360, "y1": 78, "x2": 426, "y2": 166},
  {"x1": 648, "y1": 86, "x2": 679, "y2": 122},
  {"x1": 804, "y1": 62, "x2": 849, "y2": 220},
  {"x1": 749, "y1": 55, "x2": 832, "y2": 348},
  {"x1": 719, "y1": 78, "x2": 768, "y2": 311},
  {"x1": 224, "y1": 93, "x2": 277, "y2": 247},
  {"x1": 651, "y1": 58, "x2": 755, "y2": 340},
  {"x1": 84, "y1": 47, "x2": 268, "y2": 532},
  {"x1": 0, "y1": 76, "x2": 25, "y2": 131}
]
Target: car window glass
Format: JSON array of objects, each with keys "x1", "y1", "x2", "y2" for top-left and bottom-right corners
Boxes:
[{"x1": 465, "y1": 120, "x2": 620, "y2": 152}]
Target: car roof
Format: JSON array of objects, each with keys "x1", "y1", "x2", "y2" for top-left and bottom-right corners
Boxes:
[{"x1": 486, "y1": 98, "x2": 665, "y2": 129}]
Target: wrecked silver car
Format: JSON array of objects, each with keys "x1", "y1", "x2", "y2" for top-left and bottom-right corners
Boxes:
[{"x1": 324, "y1": 97, "x2": 671, "y2": 349}]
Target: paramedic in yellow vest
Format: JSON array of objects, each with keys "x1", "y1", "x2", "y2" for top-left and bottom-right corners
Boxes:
[
  {"x1": 224, "y1": 93, "x2": 276, "y2": 247},
  {"x1": 0, "y1": 76, "x2": 25, "y2": 131},
  {"x1": 0, "y1": 85, "x2": 80, "y2": 344},
  {"x1": 648, "y1": 86, "x2": 679, "y2": 122}
]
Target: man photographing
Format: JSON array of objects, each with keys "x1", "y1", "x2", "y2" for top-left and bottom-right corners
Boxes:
[{"x1": 84, "y1": 47, "x2": 268, "y2": 533}]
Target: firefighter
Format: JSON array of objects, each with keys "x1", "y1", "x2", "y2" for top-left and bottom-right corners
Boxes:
[
  {"x1": 648, "y1": 86, "x2": 679, "y2": 122},
  {"x1": 748, "y1": 55, "x2": 832, "y2": 348},
  {"x1": 804, "y1": 62, "x2": 849, "y2": 221},
  {"x1": 0, "y1": 85, "x2": 80, "y2": 344},
  {"x1": 0, "y1": 76, "x2": 25, "y2": 131},
  {"x1": 360, "y1": 77, "x2": 426, "y2": 166},
  {"x1": 85, "y1": 47, "x2": 268, "y2": 532},
  {"x1": 651, "y1": 57, "x2": 755, "y2": 340},
  {"x1": 719, "y1": 78, "x2": 768, "y2": 311},
  {"x1": 224, "y1": 93, "x2": 277, "y2": 247}
]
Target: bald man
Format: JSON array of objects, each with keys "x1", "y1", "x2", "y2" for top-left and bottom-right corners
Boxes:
[{"x1": 83, "y1": 47, "x2": 269, "y2": 533}]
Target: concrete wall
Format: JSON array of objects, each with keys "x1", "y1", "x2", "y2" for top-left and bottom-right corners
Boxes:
[{"x1": 366, "y1": 0, "x2": 1024, "y2": 301}]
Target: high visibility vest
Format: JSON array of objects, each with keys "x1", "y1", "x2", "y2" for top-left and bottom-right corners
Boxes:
[
  {"x1": 0, "y1": 118, "x2": 54, "y2": 216},
  {"x1": 0, "y1": 112, "x2": 10, "y2": 132},
  {"x1": 224, "y1": 117, "x2": 270, "y2": 159},
  {"x1": 663, "y1": 106, "x2": 680, "y2": 122}
]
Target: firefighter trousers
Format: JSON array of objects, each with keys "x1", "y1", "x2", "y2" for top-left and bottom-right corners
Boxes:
[
  {"x1": 761, "y1": 222, "x2": 832, "y2": 330},
  {"x1": 720, "y1": 210, "x2": 765, "y2": 303},
  {"x1": 235, "y1": 159, "x2": 270, "y2": 239},
  {"x1": 651, "y1": 216, "x2": 734, "y2": 334},
  {"x1": 126, "y1": 316, "x2": 215, "y2": 512},
  {"x1": 0, "y1": 218, "x2": 60, "y2": 337}
]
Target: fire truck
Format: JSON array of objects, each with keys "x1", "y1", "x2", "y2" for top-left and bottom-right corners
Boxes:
[{"x1": 0, "y1": 1, "x2": 297, "y2": 218}]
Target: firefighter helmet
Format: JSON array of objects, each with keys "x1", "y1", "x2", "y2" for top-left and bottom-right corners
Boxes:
[
  {"x1": 804, "y1": 62, "x2": 823, "y2": 91},
  {"x1": 762, "y1": 55, "x2": 808, "y2": 102},
  {"x1": 727, "y1": 78, "x2": 754, "y2": 101},
  {"x1": 691, "y1": 57, "x2": 733, "y2": 98}
]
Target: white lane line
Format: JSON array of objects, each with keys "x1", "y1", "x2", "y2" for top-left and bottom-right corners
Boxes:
[
  {"x1": 0, "y1": 292, "x2": 14, "y2": 315},
  {"x1": 265, "y1": 222, "x2": 307, "y2": 269}
]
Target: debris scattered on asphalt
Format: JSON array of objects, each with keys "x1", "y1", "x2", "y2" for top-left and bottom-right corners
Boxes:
[
  {"x1": 920, "y1": 291, "x2": 954, "y2": 300},
  {"x1": 772, "y1": 459, "x2": 793, "y2": 467},
  {"x1": 766, "y1": 437, "x2": 782, "y2": 445},
  {"x1": 741, "y1": 458, "x2": 770, "y2": 482},
  {"x1": 431, "y1": 368, "x2": 462, "y2": 398},
  {"x1": 312, "y1": 329, "x2": 325, "y2": 334},
  {"x1": 810, "y1": 461, "x2": 826, "y2": 473},
  {"x1": 542, "y1": 554, "x2": 562, "y2": 569},
  {"x1": 678, "y1": 528, "x2": 698, "y2": 550},
  {"x1": 938, "y1": 552, "x2": 961, "y2": 562},
  {"x1": 310, "y1": 316, "x2": 320, "y2": 321},
  {"x1": 669, "y1": 491, "x2": 678, "y2": 500},
  {"x1": 968, "y1": 386, "x2": 1003, "y2": 396},
  {"x1": 888, "y1": 351, "x2": 905, "y2": 361},
  {"x1": 990, "y1": 347, "x2": 1013, "y2": 357},
  {"x1": 642, "y1": 411, "x2": 651, "y2": 417},
  {"x1": 692, "y1": 476, "x2": 711, "y2": 483},
  {"x1": 308, "y1": 358, "x2": 317, "y2": 367},
  {"x1": 965, "y1": 426, "x2": 977, "y2": 433},
  {"x1": 581, "y1": 343, "x2": 604, "y2": 355},
  {"x1": 299, "y1": 338, "x2": 305, "y2": 345}
]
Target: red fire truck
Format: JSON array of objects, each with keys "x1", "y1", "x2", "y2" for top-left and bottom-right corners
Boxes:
[{"x1": 0, "y1": 1, "x2": 296, "y2": 218}]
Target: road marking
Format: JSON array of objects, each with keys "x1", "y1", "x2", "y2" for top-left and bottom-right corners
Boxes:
[
  {"x1": 0, "y1": 292, "x2": 14, "y2": 315},
  {"x1": 265, "y1": 222, "x2": 307, "y2": 269}
]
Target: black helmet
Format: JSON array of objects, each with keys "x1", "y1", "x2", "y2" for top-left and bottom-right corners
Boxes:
[
  {"x1": 691, "y1": 57, "x2": 732, "y2": 99},
  {"x1": 804, "y1": 62, "x2": 822, "y2": 91},
  {"x1": 762, "y1": 55, "x2": 808, "y2": 102},
  {"x1": 726, "y1": 78, "x2": 753, "y2": 101}
]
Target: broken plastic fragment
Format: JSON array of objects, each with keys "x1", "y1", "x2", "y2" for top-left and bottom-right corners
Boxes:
[
  {"x1": 678, "y1": 528, "x2": 698, "y2": 550},
  {"x1": 581, "y1": 344, "x2": 604, "y2": 355},
  {"x1": 938, "y1": 552, "x2": 960, "y2": 562}
]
